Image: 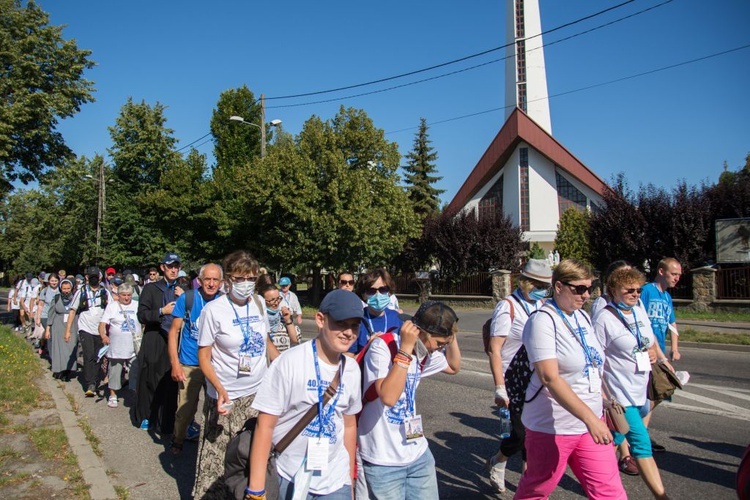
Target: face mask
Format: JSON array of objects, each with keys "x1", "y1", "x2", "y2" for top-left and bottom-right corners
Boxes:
[
  {"x1": 616, "y1": 301, "x2": 634, "y2": 311},
  {"x1": 88, "y1": 277, "x2": 99, "y2": 287},
  {"x1": 367, "y1": 292, "x2": 390, "y2": 312},
  {"x1": 266, "y1": 308, "x2": 279, "y2": 316},
  {"x1": 230, "y1": 280, "x2": 255, "y2": 301},
  {"x1": 528, "y1": 288, "x2": 548, "y2": 301},
  {"x1": 62, "y1": 292, "x2": 72, "y2": 300}
]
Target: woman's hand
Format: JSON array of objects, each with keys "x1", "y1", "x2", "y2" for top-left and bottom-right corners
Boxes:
[
  {"x1": 399, "y1": 320, "x2": 420, "y2": 353},
  {"x1": 64, "y1": 331, "x2": 71, "y2": 343},
  {"x1": 585, "y1": 416, "x2": 614, "y2": 445},
  {"x1": 101, "y1": 334, "x2": 110, "y2": 345},
  {"x1": 217, "y1": 389, "x2": 232, "y2": 415},
  {"x1": 44, "y1": 327, "x2": 51, "y2": 340}
]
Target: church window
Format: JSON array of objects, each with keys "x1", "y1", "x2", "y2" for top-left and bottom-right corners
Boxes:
[
  {"x1": 556, "y1": 170, "x2": 587, "y2": 214},
  {"x1": 478, "y1": 175, "x2": 504, "y2": 223},
  {"x1": 520, "y1": 148, "x2": 530, "y2": 231}
]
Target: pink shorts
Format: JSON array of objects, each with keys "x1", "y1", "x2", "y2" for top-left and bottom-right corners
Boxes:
[{"x1": 515, "y1": 429, "x2": 626, "y2": 500}]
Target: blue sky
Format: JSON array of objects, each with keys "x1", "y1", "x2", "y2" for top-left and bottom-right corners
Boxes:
[{"x1": 36, "y1": 0, "x2": 750, "y2": 205}]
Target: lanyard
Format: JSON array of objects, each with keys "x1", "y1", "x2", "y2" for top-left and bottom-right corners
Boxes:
[
  {"x1": 404, "y1": 362, "x2": 421, "y2": 417},
  {"x1": 612, "y1": 304, "x2": 644, "y2": 349},
  {"x1": 227, "y1": 295, "x2": 251, "y2": 345},
  {"x1": 311, "y1": 340, "x2": 343, "y2": 438},
  {"x1": 549, "y1": 299, "x2": 597, "y2": 369},
  {"x1": 365, "y1": 309, "x2": 387, "y2": 335},
  {"x1": 512, "y1": 290, "x2": 539, "y2": 317}
]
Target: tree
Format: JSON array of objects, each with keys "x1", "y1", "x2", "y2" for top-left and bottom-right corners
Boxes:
[
  {"x1": 555, "y1": 207, "x2": 591, "y2": 264},
  {"x1": 402, "y1": 118, "x2": 444, "y2": 218},
  {"x1": 589, "y1": 174, "x2": 647, "y2": 273},
  {"x1": 106, "y1": 98, "x2": 185, "y2": 266},
  {"x1": 0, "y1": 0, "x2": 95, "y2": 196},
  {"x1": 210, "y1": 85, "x2": 264, "y2": 175}
]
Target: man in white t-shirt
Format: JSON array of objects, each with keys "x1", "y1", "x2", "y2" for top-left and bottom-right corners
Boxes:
[
  {"x1": 248, "y1": 289, "x2": 364, "y2": 499},
  {"x1": 278, "y1": 277, "x2": 303, "y2": 325}
]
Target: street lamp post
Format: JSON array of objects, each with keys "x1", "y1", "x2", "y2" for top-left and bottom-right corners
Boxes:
[
  {"x1": 229, "y1": 94, "x2": 282, "y2": 158},
  {"x1": 84, "y1": 159, "x2": 112, "y2": 265}
]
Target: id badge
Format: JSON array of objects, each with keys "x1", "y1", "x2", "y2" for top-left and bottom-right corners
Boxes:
[
  {"x1": 404, "y1": 415, "x2": 424, "y2": 441},
  {"x1": 63, "y1": 313, "x2": 69, "y2": 323},
  {"x1": 635, "y1": 351, "x2": 651, "y2": 372},
  {"x1": 306, "y1": 437, "x2": 329, "y2": 471},
  {"x1": 587, "y1": 369, "x2": 601, "y2": 393},
  {"x1": 238, "y1": 353, "x2": 253, "y2": 373}
]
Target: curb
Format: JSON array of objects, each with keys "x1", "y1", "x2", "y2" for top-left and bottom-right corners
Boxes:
[{"x1": 43, "y1": 373, "x2": 118, "y2": 499}]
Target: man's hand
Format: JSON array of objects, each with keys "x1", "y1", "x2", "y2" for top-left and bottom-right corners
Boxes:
[
  {"x1": 174, "y1": 286, "x2": 184, "y2": 297},
  {"x1": 161, "y1": 301, "x2": 176, "y2": 316},
  {"x1": 101, "y1": 334, "x2": 110, "y2": 345},
  {"x1": 399, "y1": 320, "x2": 420, "y2": 353},
  {"x1": 670, "y1": 349, "x2": 681, "y2": 361},
  {"x1": 171, "y1": 364, "x2": 186, "y2": 382}
]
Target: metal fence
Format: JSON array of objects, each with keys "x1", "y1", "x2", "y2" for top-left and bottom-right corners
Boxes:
[
  {"x1": 393, "y1": 272, "x2": 494, "y2": 296},
  {"x1": 716, "y1": 266, "x2": 750, "y2": 299}
]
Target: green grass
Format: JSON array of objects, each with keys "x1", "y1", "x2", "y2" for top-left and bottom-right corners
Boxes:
[
  {"x1": 675, "y1": 310, "x2": 750, "y2": 323},
  {"x1": 0, "y1": 447, "x2": 21, "y2": 467},
  {"x1": 29, "y1": 428, "x2": 69, "y2": 460},
  {"x1": 114, "y1": 484, "x2": 130, "y2": 499},
  {"x1": 677, "y1": 329, "x2": 750, "y2": 345},
  {"x1": 0, "y1": 326, "x2": 43, "y2": 414}
]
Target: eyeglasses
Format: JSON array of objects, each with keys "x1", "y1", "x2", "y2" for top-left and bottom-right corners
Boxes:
[
  {"x1": 265, "y1": 296, "x2": 282, "y2": 304},
  {"x1": 339, "y1": 280, "x2": 355, "y2": 286},
  {"x1": 624, "y1": 287, "x2": 643, "y2": 295},
  {"x1": 433, "y1": 336, "x2": 454, "y2": 349},
  {"x1": 562, "y1": 282, "x2": 594, "y2": 295},
  {"x1": 365, "y1": 286, "x2": 390, "y2": 295},
  {"x1": 230, "y1": 275, "x2": 258, "y2": 283},
  {"x1": 149, "y1": 273, "x2": 157, "y2": 276}
]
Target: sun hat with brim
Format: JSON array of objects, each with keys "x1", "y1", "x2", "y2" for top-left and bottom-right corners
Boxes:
[
  {"x1": 319, "y1": 289, "x2": 365, "y2": 321},
  {"x1": 520, "y1": 259, "x2": 553, "y2": 284},
  {"x1": 399, "y1": 301, "x2": 458, "y2": 337}
]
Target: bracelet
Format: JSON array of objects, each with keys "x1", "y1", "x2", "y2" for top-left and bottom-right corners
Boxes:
[
  {"x1": 397, "y1": 349, "x2": 413, "y2": 361},
  {"x1": 244, "y1": 487, "x2": 265, "y2": 500},
  {"x1": 284, "y1": 320, "x2": 293, "y2": 325},
  {"x1": 394, "y1": 354, "x2": 412, "y2": 365},
  {"x1": 394, "y1": 361, "x2": 409, "y2": 369},
  {"x1": 159, "y1": 307, "x2": 162, "y2": 316}
]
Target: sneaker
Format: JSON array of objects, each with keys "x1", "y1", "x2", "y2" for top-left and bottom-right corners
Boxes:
[
  {"x1": 651, "y1": 439, "x2": 666, "y2": 453},
  {"x1": 107, "y1": 396, "x2": 118, "y2": 408},
  {"x1": 85, "y1": 386, "x2": 96, "y2": 398},
  {"x1": 618, "y1": 456, "x2": 639, "y2": 476},
  {"x1": 140, "y1": 419, "x2": 150, "y2": 431},
  {"x1": 186, "y1": 422, "x2": 201, "y2": 441},
  {"x1": 486, "y1": 455, "x2": 507, "y2": 492}
]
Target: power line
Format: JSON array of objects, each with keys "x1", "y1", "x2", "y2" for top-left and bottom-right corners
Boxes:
[
  {"x1": 267, "y1": 0, "x2": 674, "y2": 110},
  {"x1": 176, "y1": 132, "x2": 212, "y2": 152},
  {"x1": 385, "y1": 42, "x2": 750, "y2": 135},
  {"x1": 264, "y1": 0, "x2": 642, "y2": 101}
]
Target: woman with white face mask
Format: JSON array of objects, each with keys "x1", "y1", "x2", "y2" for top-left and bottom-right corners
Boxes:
[
  {"x1": 193, "y1": 250, "x2": 280, "y2": 499},
  {"x1": 348, "y1": 268, "x2": 404, "y2": 355}
]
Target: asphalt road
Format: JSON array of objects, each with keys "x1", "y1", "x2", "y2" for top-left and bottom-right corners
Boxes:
[{"x1": 33, "y1": 307, "x2": 750, "y2": 498}]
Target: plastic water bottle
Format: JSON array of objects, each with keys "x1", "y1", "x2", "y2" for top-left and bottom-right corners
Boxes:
[{"x1": 498, "y1": 408, "x2": 511, "y2": 439}]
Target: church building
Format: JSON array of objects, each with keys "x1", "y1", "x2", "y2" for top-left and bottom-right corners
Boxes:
[{"x1": 446, "y1": 0, "x2": 609, "y2": 252}]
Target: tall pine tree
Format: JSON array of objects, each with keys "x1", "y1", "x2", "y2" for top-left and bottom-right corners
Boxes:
[{"x1": 403, "y1": 118, "x2": 443, "y2": 218}]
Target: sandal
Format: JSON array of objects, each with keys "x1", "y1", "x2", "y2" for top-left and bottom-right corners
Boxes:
[{"x1": 170, "y1": 441, "x2": 183, "y2": 455}]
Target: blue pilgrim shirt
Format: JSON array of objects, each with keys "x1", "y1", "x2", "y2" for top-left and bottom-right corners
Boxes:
[
  {"x1": 640, "y1": 282, "x2": 676, "y2": 352},
  {"x1": 348, "y1": 308, "x2": 403, "y2": 354},
  {"x1": 171, "y1": 289, "x2": 217, "y2": 366}
]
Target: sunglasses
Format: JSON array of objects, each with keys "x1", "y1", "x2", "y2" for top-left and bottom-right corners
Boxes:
[
  {"x1": 366, "y1": 286, "x2": 390, "y2": 295},
  {"x1": 339, "y1": 280, "x2": 355, "y2": 286},
  {"x1": 624, "y1": 287, "x2": 643, "y2": 295},
  {"x1": 230, "y1": 275, "x2": 258, "y2": 283},
  {"x1": 562, "y1": 282, "x2": 594, "y2": 295}
]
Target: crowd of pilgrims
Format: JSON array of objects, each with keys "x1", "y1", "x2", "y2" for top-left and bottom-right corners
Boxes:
[{"x1": 7, "y1": 249, "x2": 687, "y2": 499}]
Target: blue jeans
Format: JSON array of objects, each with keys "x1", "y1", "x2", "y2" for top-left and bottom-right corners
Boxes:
[
  {"x1": 363, "y1": 448, "x2": 439, "y2": 500},
  {"x1": 278, "y1": 475, "x2": 352, "y2": 499}
]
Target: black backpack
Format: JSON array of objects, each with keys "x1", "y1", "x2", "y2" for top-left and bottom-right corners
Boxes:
[{"x1": 77, "y1": 286, "x2": 108, "y2": 314}]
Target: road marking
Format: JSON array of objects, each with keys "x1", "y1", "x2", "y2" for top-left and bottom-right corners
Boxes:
[
  {"x1": 689, "y1": 383, "x2": 750, "y2": 402},
  {"x1": 671, "y1": 390, "x2": 750, "y2": 418},
  {"x1": 661, "y1": 402, "x2": 750, "y2": 421}
]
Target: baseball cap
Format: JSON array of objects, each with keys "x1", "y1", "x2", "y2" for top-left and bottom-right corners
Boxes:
[
  {"x1": 161, "y1": 252, "x2": 181, "y2": 265},
  {"x1": 319, "y1": 289, "x2": 365, "y2": 321},
  {"x1": 75, "y1": 274, "x2": 84, "y2": 282},
  {"x1": 25, "y1": 272, "x2": 33, "y2": 281},
  {"x1": 106, "y1": 267, "x2": 116, "y2": 275},
  {"x1": 86, "y1": 266, "x2": 101, "y2": 278},
  {"x1": 401, "y1": 301, "x2": 458, "y2": 337},
  {"x1": 40, "y1": 272, "x2": 49, "y2": 282},
  {"x1": 177, "y1": 270, "x2": 187, "y2": 278},
  {"x1": 279, "y1": 277, "x2": 291, "y2": 286}
]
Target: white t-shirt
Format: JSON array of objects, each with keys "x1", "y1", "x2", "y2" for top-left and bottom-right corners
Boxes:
[
  {"x1": 100, "y1": 300, "x2": 140, "y2": 360},
  {"x1": 490, "y1": 291, "x2": 543, "y2": 373},
  {"x1": 521, "y1": 305, "x2": 605, "y2": 435},
  {"x1": 590, "y1": 296, "x2": 608, "y2": 318},
  {"x1": 72, "y1": 286, "x2": 110, "y2": 335},
  {"x1": 280, "y1": 290, "x2": 302, "y2": 317},
  {"x1": 197, "y1": 295, "x2": 270, "y2": 400},
  {"x1": 387, "y1": 294, "x2": 400, "y2": 312},
  {"x1": 358, "y1": 336, "x2": 448, "y2": 466},
  {"x1": 9, "y1": 288, "x2": 19, "y2": 310},
  {"x1": 252, "y1": 342, "x2": 362, "y2": 495},
  {"x1": 593, "y1": 303, "x2": 655, "y2": 407}
]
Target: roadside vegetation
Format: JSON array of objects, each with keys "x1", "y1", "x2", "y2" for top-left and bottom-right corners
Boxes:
[
  {"x1": 0, "y1": 326, "x2": 89, "y2": 498},
  {"x1": 675, "y1": 310, "x2": 750, "y2": 323}
]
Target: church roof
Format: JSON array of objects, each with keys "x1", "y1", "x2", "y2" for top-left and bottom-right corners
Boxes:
[{"x1": 446, "y1": 108, "x2": 610, "y2": 213}]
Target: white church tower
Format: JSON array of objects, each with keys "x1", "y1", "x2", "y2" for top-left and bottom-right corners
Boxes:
[{"x1": 504, "y1": 0, "x2": 552, "y2": 134}]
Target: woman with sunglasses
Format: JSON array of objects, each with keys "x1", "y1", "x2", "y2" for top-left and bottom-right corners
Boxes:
[
  {"x1": 515, "y1": 259, "x2": 625, "y2": 499},
  {"x1": 348, "y1": 268, "x2": 403, "y2": 354},
  {"x1": 358, "y1": 300, "x2": 461, "y2": 498},
  {"x1": 485, "y1": 258, "x2": 552, "y2": 493},
  {"x1": 193, "y1": 250, "x2": 280, "y2": 499},
  {"x1": 593, "y1": 267, "x2": 671, "y2": 499},
  {"x1": 258, "y1": 281, "x2": 300, "y2": 353}
]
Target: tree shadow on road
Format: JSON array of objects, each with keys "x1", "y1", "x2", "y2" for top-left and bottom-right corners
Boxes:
[
  {"x1": 655, "y1": 439, "x2": 739, "y2": 489},
  {"x1": 671, "y1": 436, "x2": 746, "y2": 459}
]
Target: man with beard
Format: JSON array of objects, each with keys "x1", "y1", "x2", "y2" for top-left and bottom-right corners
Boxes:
[{"x1": 135, "y1": 252, "x2": 184, "y2": 433}]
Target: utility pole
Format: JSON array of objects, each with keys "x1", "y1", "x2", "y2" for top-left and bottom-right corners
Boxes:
[
  {"x1": 260, "y1": 93, "x2": 267, "y2": 158},
  {"x1": 96, "y1": 157, "x2": 103, "y2": 263}
]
